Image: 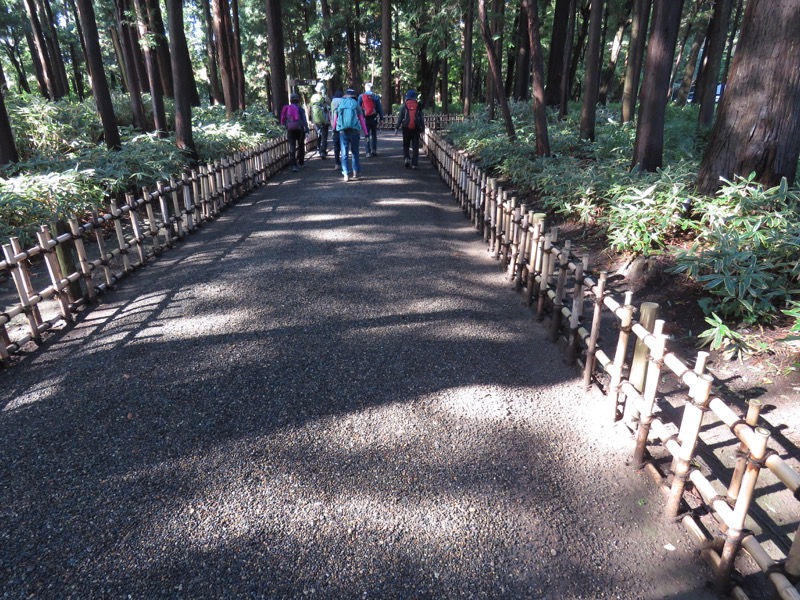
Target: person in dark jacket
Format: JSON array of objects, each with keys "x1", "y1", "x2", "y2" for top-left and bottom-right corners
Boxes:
[{"x1": 394, "y1": 89, "x2": 425, "y2": 169}]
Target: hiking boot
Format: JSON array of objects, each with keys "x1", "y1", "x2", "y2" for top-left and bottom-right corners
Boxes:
[
  {"x1": 292, "y1": 166, "x2": 299, "y2": 172},
  {"x1": 404, "y1": 157, "x2": 410, "y2": 168},
  {"x1": 352, "y1": 172, "x2": 360, "y2": 180},
  {"x1": 372, "y1": 152, "x2": 378, "y2": 157}
]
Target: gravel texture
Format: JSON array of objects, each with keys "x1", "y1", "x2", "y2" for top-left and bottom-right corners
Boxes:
[{"x1": 0, "y1": 137, "x2": 717, "y2": 599}]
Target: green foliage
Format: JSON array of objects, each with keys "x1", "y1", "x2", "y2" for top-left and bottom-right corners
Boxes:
[
  {"x1": 697, "y1": 313, "x2": 769, "y2": 361},
  {"x1": 670, "y1": 176, "x2": 800, "y2": 325}
]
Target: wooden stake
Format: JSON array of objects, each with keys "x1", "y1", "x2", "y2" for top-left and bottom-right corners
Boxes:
[
  {"x1": 609, "y1": 292, "x2": 634, "y2": 421},
  {"x1": 633, "y1": 321, "x2": 666, "y2": 466},
  {"x1": 727, "y1": 399, "x2": 763, "y2": 500},
  {"x1": 629, "y1": 302, "x2": 660, "y2": 392},
  {"x1": 583, "y1": 272, "x2": 607, "y2": 391}
]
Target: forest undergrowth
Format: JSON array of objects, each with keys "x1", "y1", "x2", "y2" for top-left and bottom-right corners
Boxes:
[{"x1": 445, "y1": 101, "x2": 800, "y2": 382}]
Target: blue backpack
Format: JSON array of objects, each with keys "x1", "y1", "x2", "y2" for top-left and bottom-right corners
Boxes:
[{"x1": 336, "y1": 97, "x2": 359, "y2": 131}]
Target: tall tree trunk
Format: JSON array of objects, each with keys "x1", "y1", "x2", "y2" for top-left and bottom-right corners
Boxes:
[
  {"x1": 696, "y1": 0, "x2": 732, "y2": 128},
  {"x1": 23, "y1": 0, "x2": 59, "y2": 99},
  {"x1": 68, "y1": 43, "x2": 85, "y2": 101},
  {"x1": 380, "y1": 0, "x2": 392, "y2": 109},
  {"x1": 558, "y1": 0, "x2": 576, "y2": 118},
  {"x1": 127, "y1": 14, "x2": 150, "y2": 94},
  {"x1": 621, "y1": 0, "x2": 651, "y2": 122},
  {"x1": 568, "y1": 0, "x2": 591, "y2": 101},
  {"x1": 114, "y1": 0, "x2": 147, "y2": 130},
  {"x1": 631, "y1": 0, "x2": 685, "y2": 172},
  {"x1": 231, "y1": 0, "x2": 246, "y2": 111},
  {"x1": 133, "y1": 0, "x2": 167, "y2": 135},
  {"x1": 37, "y1": 0, "x2": 70, "y2": 97},
  {"x1": 0, "y1": 62, "x2": 19, "y2": 165},
  {"x1": 145, "y1": 0, "x2": 173, "y2": 98},
  {"x1": 165, "y1": 0, "x2": 196, "y2": 161},
  {"x1": 346, "y1": 18, "x2": 357, "y2": 86},
  {"x1": 3, "y1": 41, "x2": 33, "y2": 93},
  {"x1": 545, "y1": 0, "x2": 571, "y2": 106},
  {"x1": 721, "y1": 0, "x2": 743, "y2": 89},
  {"x1": 265, "y1": 0, "x2": 287, "y2": 113},
  {"x1": 598, "y1": 5, "x2": 631, "y2": 104},
  {"x1": 440, "y1": 56, "x2": 449, "y2": 113},
  {"x1": 66, "y1": 0, "x2": 89, "y2": 82},
  {"x1": 462, "y1": 0, "x2": 474, "y2": 115},
  {"x1": 486, "y1": 0, "x2": 504, "y2": 119},
  {"x1": 108, "y1": 26, "x2": 128, "y2": 92},
  {"x1": 580, "y1": 0, "x2": 604, "y2": 140},
  {"x1": 320, "y1": 0, "x2": 336, "y2": 90},
  {"x1": 478, "y1": 0, "x2": 516, "y2": 138},
  {"x1": 513, "y1": 0, "x2": 531, "y2": 101},
  {"x1": 212, "y1": 0, "x2": 237, "y2": 116},
  {"x1": 75, "y1": 0, "x2": 121, "y2": 149},
  {"x1": 525, "y1": 0, "x2": 550, "y2": 155},
  {"x1": 697, "y1": 0, "x2": 800, "y2": 192},
  {"x1": 504, "y1": 11, "x2": 519, "y2": 98},
  {"x1": 675, "y1": 10, "x2": 708, "y2": 106},
  {"x1": 202, "y1": 0, "x2": 223, "y2": 103}
]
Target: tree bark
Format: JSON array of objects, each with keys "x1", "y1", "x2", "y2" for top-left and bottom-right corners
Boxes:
[
  {"x1": 37, "y1": 0, "x2": 70, "y2": 97},
  {"x1": 2, "y1": 39, "x2": 32, "y2": 93},
  {"x1": 231, "y1": 0, "x2": 246, "y2": 111},
  {"x1": 75, "y1": 0, "x2": 121, "y2": 149},
  {"x1": 697, "y1": 0, "x2": 800, "y2": 192},
  {"x1": 568, "y1": 0, "x2": 591, "y2": 101},
  {"x1": 598, "y1": 4, "x2": 631, "y2": 104},
  {"x1": 544, "y1": 0, "x2": 571, "y2": 106},
  {"x1": 580, "y1": 0, "x2": 604, "y2": 140},
  {"x1": 631, "y1": 0, "x2": 685, "y2": 172},
  {"x1": 113, "y1": 0, "x2": 147, "y2": 130},
  {"x1": 696, "y1": 0, "x2": 732, "y2": 128},
  {"x1": 144, "y1": 0, "x2": 174, "y2": 98},
  {"x1": 675, "y1": 11, "x2": 708, "y2": 106},
  {"x1": 513, "y1": 0, "x2": 531, "y2": 101},
  {"x1": 0, "y1": 62, "x2": 19, "y2": 165},
  {"x1": 133, "y1": 0, "x2": 167, "y2": 135},
  {"x1": 165, "y1": 0, "x2": 196, "y2": 161},
  {"x1": 621, "y1": 0, "x2": 650, "y2": 123},
  {"x1": 525, "y1": 0, "x2": 550, "y2": 155},
  {"x1": 202, "y1": 0, "x2": 223, "y2": 104},
  {"x1": 212, "y1": 0, "x2": 237, "y2": 116},
  {"x1": 478, "y1": 0, "x2": 516, "y2": 139},
  {"x1": 23, "y1": 0, "x2": 59, "y2": 99},
  {"x1": 558, "y1": 0, "x2": 576, "y2": 119},
  {"x1": 265, "y1": 0, "x2": 287, "y2": 113},
  {"x1": 380, "y1": 0, "x2": 392, "y2": 109},
  {"x1": 462, "y1": 0, "x2": 474, "y2": 115}
]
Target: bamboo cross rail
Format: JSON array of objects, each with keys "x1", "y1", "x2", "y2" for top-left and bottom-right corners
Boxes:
[{"x1": 423, "y1": 128, "x2": 800, "y2": 598}]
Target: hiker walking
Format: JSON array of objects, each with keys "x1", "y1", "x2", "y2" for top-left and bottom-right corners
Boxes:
[
  {"x1": 330, "y1": 90, "x2": 344, "y2": 169},
  {"x1": 395, "y1": 89, "x2": 425, "y2": 169},
  {"x1": 310, "y1": 82, "x2": 330, "y2": 159},
  {"x1": 358, "y1": 82, "x2": 384, "y2": 157},
  {"x1": 332, "y1": 88, "x2": 368, "y2": 182},
  {"x1": 280, "y1": 93, "x2": 310, "y2": 172}
]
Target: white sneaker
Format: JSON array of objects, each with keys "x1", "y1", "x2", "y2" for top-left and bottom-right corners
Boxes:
[
  {"x1": 343, "y1": 172, "x2": 349, "y2": 182},
  {"x1": 365, "y1": 151, "x2": 371, "y2": 158}
]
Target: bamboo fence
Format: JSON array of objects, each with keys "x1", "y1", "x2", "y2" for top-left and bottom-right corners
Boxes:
[{"x1": 423, "y1": 127, "x2": 800, "y2": 599}]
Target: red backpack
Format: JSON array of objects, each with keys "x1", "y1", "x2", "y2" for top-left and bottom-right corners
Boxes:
[
  {"x1": 404, "y1": 99, "x2": 420, "y2": 130},
  {"x1": 362, "y1": 94, "x2": 376, "y2": 117}
]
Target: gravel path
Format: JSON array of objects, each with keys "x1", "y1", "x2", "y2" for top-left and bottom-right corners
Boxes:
[{"x1": 0, "y1": 137, "x2": 716, "y2": 599}]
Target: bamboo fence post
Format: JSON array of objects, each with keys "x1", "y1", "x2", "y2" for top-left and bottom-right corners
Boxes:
[
  {"x1": 514, "y1": 211, "x2": 531, "y2": 290},
  {"x1": 140, "y1": 188, "x2": 161, "y2": 254},
  {"x1": 629, "y1": 302, "x2": 660, "y2": 393},
  {"x1": 787, "y1": 527, "x2": 800, "y2": 580},
  {"x1": 52, "y1": 219, "x2": 82, "y2": 301},
  {"x1": 632, "y1": 321, "x2": 666, "y2": 466},
  {"x1": 126, "y1": 192, "x2": 149, "y2": 262},
  {"x1": 3, "y1": 239, "x2": 43, "y2": 342},
  {"x1": 582, "y1": 271, "x2": 607, "y2": 391},
  {"x1": 608, "y1": 291, "x2": 635, "y2": 421},
  {"x1": 68, "y1": 217, "x2": 96, "y2": 302},
  {"x1": 35, "y1": 226, "x2": 73, "y2": 321},
  {"x1": 183, "y1": 172, "x2": 197, "y2": 229},
  {"x1": 716, "y1": 427, "x2": 771, "y2": 593},
  {"x1": 3, "y1": 237, "x2": 42, "y2": 344},
  {"x1": 549, "y1": 240, "x2": 571, "y2": 342},
  {"x1": 727, "y1": 399, "x2": 764, "y2": 500},
  {"x1": 668, "y1": 349, "x2": 713, "y2": 475},
  {"x1": 91, "y1": 210, "x2": 114, "y2": 287},
  {"x1": 665, "y1": 373, "x2": 714, "y2": 517},
  {"x1": 479, "y1": 173, "x2": 488, "y2": 237},
  {"x1": 508, "y1": 202, "x2": 521, "y2": 275},
  {"x1": 168, "y1": 178, "x2": 186, "y2": 239},
  {"x1": 156, "y1": 181, "x2": 174, "y2": 247},
  {"x1": 110, "y1": 199, "x2": 131, "y2": 273},
  {"x1": 566, "y1": 258, "x2": 586, "y2": 365},
  {"x1": 536, "y1": 232, "x2": 554, "y2": 322},
  {"x1": 524, "y1": 221, "x2": 542, "y2": 305}
]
